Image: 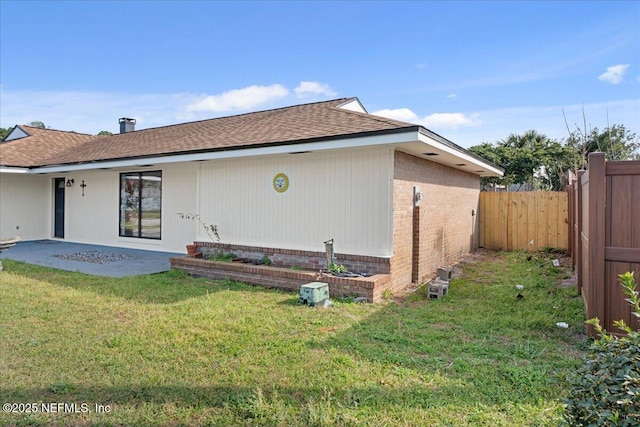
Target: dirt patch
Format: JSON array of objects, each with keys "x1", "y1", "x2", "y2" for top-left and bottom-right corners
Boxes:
[
  {"x1": 551, "y1": 255, "x2": 577, "y2": 289},
  {"x1": 430, "y1": 323, "x2": 450, "y2": 330},
  {"x1": 392, "y1": 283, "x2": 428, "y2": 303},
  {"x1": 559, "y1": 275, "x2": 577, "y2": 289},
  {"x1": 451, "y1": 249, "x2": 504, "y2": 279},
  {"x1": 451, "y1": 264, "x2": 465, "y2": 279},
  {"x1": 456, "y1": 248, "x2": 499, "y2": 264}
]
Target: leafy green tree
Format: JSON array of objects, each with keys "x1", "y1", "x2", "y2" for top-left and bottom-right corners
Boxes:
[
  {"x1": 0, "y1": 127, "x2": 11, "y2": 141},
  {"x1": 567, "y1": 124, "x2": 640, "y2": 168},
  {"x1": 97, "y1": 131, "x2": 113, "y2": 136},
  {"x1": 499, "y1": 130, "x2": 546, "y2": 190},
  {"x1": 540, "y1": 141, "x2": 580, "y2": 191},
  {"x1": 468, "y1": 142, "x2": 507, "y2": 191},
  {"x1": 28, "y1": 120, "x2": 46, "y2": 129},
  {"x1": 470, "y1": 130, "x2": 579, "y2": 191}
]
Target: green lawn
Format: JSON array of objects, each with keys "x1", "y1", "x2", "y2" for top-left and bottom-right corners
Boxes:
[{"x1": 0, "y1": 251, "x2": 586, "y2": 426}]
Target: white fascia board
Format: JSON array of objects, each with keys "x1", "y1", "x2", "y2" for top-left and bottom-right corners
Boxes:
[
  {"x1": 0, "y1": 167, "x2": 29, "y2": 174},
  {"x1": 417, "y1": 132, "x2": 504, "y2": 177},
  {"x1": 28, "y1": 130, "x2": 420, "y2": 174}
]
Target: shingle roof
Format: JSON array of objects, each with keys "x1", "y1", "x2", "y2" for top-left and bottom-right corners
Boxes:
[
  {"x1": 0, "y1": 126, "x2": 95, "y2": 167},
  {"x1": 1, "y1": 98, "x2": 418, "y2": 168}
]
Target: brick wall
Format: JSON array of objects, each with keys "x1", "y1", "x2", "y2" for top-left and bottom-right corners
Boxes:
[{"x1": 391, "y1": 151, "x2": 481, "y2": 290}]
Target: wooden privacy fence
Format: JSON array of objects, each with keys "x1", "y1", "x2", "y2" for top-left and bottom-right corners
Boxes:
[
  {"x1": 568, "y1": 152, "x2": 640, "y2": 336},
  {"x1": 479, "y1": 191, "x2": 568, "y2": 251}
]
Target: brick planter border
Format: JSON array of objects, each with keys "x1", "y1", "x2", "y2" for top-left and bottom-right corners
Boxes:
[
  {"x1": 194, "y1": 241, "x2": 390, "y2": 276},
  {"x1": 170, "y1": 256, "x2": 392, "y2": 302}
]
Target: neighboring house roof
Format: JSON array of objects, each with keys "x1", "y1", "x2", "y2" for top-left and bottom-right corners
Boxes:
[
  {"x1": 0, "y1": 126, "x2": 95, "y2": 167},
  {"x1": 0, "y1": 98, "x2": 504, "y2": 177}
]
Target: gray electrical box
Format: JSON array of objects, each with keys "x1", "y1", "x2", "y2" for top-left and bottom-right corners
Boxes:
[{"x1": 300, "y1": 282, "x2": 329, "y2": 306}]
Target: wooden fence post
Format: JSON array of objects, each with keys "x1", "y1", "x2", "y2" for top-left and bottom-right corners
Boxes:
[
  {"x1": 567, "y1": 175, "x2": 574, "y2": 258},
  {"x1": 587, "y1": 153, "x2": 606, "y2": 330},
  {"x1": 576, "y1": 170, "x2": 584, "y2": 294}
]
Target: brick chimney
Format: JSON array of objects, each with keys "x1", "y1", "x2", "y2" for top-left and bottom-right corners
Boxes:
[{"x1": 119, "y1": 118, "x2": 136, "y2": 134}]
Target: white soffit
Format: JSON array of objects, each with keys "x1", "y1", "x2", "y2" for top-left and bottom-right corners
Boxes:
[{"x1": 396, "y1": 133, "x2": 503, "y2": 177}]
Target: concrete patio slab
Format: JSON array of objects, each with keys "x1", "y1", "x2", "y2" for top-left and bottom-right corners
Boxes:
[{"x1": 0, "y1": 240, "x2": 182, "y2": 277}]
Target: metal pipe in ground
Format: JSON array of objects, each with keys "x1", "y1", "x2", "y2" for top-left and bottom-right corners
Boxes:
[{"x1": 324, "y1": 239, "x2": 335, "y2": 271}]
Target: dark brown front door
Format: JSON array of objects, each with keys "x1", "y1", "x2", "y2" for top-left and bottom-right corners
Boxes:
[{"x1": 54, "y1": 178, "x2": 65, "y2": 238}]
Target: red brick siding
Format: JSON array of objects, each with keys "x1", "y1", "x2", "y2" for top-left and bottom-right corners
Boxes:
[{"x1": 391, "y1": 151, "x2": 480, "y2": 290}]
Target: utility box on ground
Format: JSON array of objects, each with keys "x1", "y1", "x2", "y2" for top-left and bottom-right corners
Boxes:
[{"x1": 300, "y1": 282, "x2": 329, "y2": 306}]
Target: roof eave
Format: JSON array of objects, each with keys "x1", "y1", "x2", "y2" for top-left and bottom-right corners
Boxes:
[
  {"x1": 27, "y1": 126, "x2": 420, "y2": 170},
  {"x1": 11, "y1": 124, "x2": 502, "y2": 178},
  {"x1": 27, "y1": 127, "x2": 423, "y2": 173},
  {"x1": 417, "y1": 127, "x2": 504, "y2": 177}
]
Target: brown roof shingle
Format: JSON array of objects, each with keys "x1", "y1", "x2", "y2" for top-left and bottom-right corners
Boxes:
[
  {"x1": 1, "y1": 98, "x2": 417, "y2": 168},
  {"x1": 0, "y1": 126, "x2": 95, "y2": 167}
]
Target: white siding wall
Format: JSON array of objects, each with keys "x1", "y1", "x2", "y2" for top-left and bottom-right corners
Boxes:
[
  {"x1": 62, "y1": 163, "x2": 198, "y2": 253},
  {"x1": 0, "y1": 173, "x2": 51, "y2": 240},
  {"x1": 160, "y1": 164, "x2": 199, "y2": 252},
  {"x1": 197, "y1": 147, "x2": 394, "y2": 257},
  {"x1": 1, "y1": 148, "x2": 393, "y2": 256},
  {"x1": 65, "y1": 171, "x2": 119, "y2": 245}
]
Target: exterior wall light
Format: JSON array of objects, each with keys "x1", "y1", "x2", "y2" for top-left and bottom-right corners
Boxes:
[
  {"x1": 413, "y1": 186, "x2": 424, "y2": 207},
  {"x1": 65, "y1": 179, "x2": 74, "y2": 187}
]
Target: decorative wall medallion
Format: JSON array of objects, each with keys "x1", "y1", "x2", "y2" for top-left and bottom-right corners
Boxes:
[{"x1": 273, "y1": 172, "x2": 289, "y2": 193}]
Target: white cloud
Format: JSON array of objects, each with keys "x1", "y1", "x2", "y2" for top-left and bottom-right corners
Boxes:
[
  {"x1": 373, "y1": 107, "x2": 481, "y2": 129},
  {"x1": 371, "y1": 108, "x2": 419, "y2": 123},
  {"x1": 186, "y1": 84, "x2": 289, "y2": 112},
  {"x1": 0, "y1": 89, "x2": 194, "y2": 134},
  {"x1": 422, "y1": 112, "x2": 480, "y2": 128},
  {"x1": 416, "y1": 63, "x2": 427, "y2": 69},
  {"x1": 437, "y1": 99, "x2": 640, "y2": 148},
  {"x1": 373, "y1": 108, "x2": 480, "y2": 128},
  {"x1": 446, "y1": 93, "x2": 457, "y2": 99},
  {"x1": 294, "y1": 81, "x2": 336, "y2": 98},
  {"x1": 598, "y1": 64, "x2": 630, "y2": 84}
]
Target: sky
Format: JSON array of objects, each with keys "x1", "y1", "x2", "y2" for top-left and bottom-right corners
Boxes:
[{"x1": 1, "y1": 1, "x2": 639, "y2": 148}]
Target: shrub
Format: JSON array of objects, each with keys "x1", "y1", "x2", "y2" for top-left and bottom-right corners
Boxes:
[
  {"x1": 329, "y1": 263, "x2": 345, "y2": 274},
  {"x1": 563, "y1": 272, "x2": 640, "y2": 426},
  {"x1": 177, "y1": 212, "x2": 220, "y2": 242}
]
